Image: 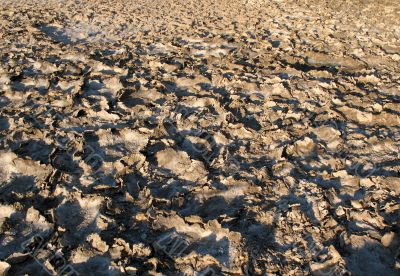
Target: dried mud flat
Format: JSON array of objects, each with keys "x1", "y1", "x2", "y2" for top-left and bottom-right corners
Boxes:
[{"x1": 0, "y1": 0, "x2": 399, "y2": 275}]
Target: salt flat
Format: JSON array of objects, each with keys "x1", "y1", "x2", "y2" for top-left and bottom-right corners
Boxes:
[{"x1": 0, "y1": 0, "x2": 399, "y2": 275}]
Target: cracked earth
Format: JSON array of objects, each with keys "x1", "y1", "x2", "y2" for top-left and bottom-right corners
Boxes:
[{"x1": 0, "y1": 0, "x2": 399, "y2": 275}]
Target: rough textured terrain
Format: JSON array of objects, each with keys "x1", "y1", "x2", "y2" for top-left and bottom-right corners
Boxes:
[{"x1": 0, "y1": 0, "x2": 399, "y2": 275}]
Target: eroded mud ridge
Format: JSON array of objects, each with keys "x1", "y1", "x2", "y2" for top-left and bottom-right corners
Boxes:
[{"x1": 0, "y1": 0, "x2": 399, "y2": 275}]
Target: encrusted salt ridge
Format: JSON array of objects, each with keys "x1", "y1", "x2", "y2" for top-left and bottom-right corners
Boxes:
[{"x1": 0, "y1": 0, "x2": 399, "y2": 275}]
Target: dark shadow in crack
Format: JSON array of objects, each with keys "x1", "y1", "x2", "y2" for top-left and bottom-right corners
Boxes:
[
  {"x1": 11, "y1": 139, "x2": 54, "y2": 165},
  {"x1": 0, "y1": 116, "x2": 9, "y2": 132},
  {"x1": 0, "y1": 96, "x2": 10, "y2": 108},
  {"x1": 0, "y1": 174, "x2": 36, "y2": 197}
]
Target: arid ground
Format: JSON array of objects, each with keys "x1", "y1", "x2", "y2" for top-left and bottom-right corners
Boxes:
[{"x1": 0, "y1": 0, "x2": 399, "y2": 275}]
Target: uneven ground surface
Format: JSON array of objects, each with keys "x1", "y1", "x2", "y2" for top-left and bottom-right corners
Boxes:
[{"x1": 0, "y1": 0, "x2": 400, "y2": 275}]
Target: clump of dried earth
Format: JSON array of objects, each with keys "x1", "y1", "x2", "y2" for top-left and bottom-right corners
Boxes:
[{"x1": 0, "y1": 0, "x2": 399, "y2": 275}]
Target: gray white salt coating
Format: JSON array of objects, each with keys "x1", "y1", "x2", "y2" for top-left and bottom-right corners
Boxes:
[
  {"x1": 156, "y1": 148, "x2": 208, "y2": 183},
  {"x1": 0, "y1": 0, "x2": 399, "y2": 275}
]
